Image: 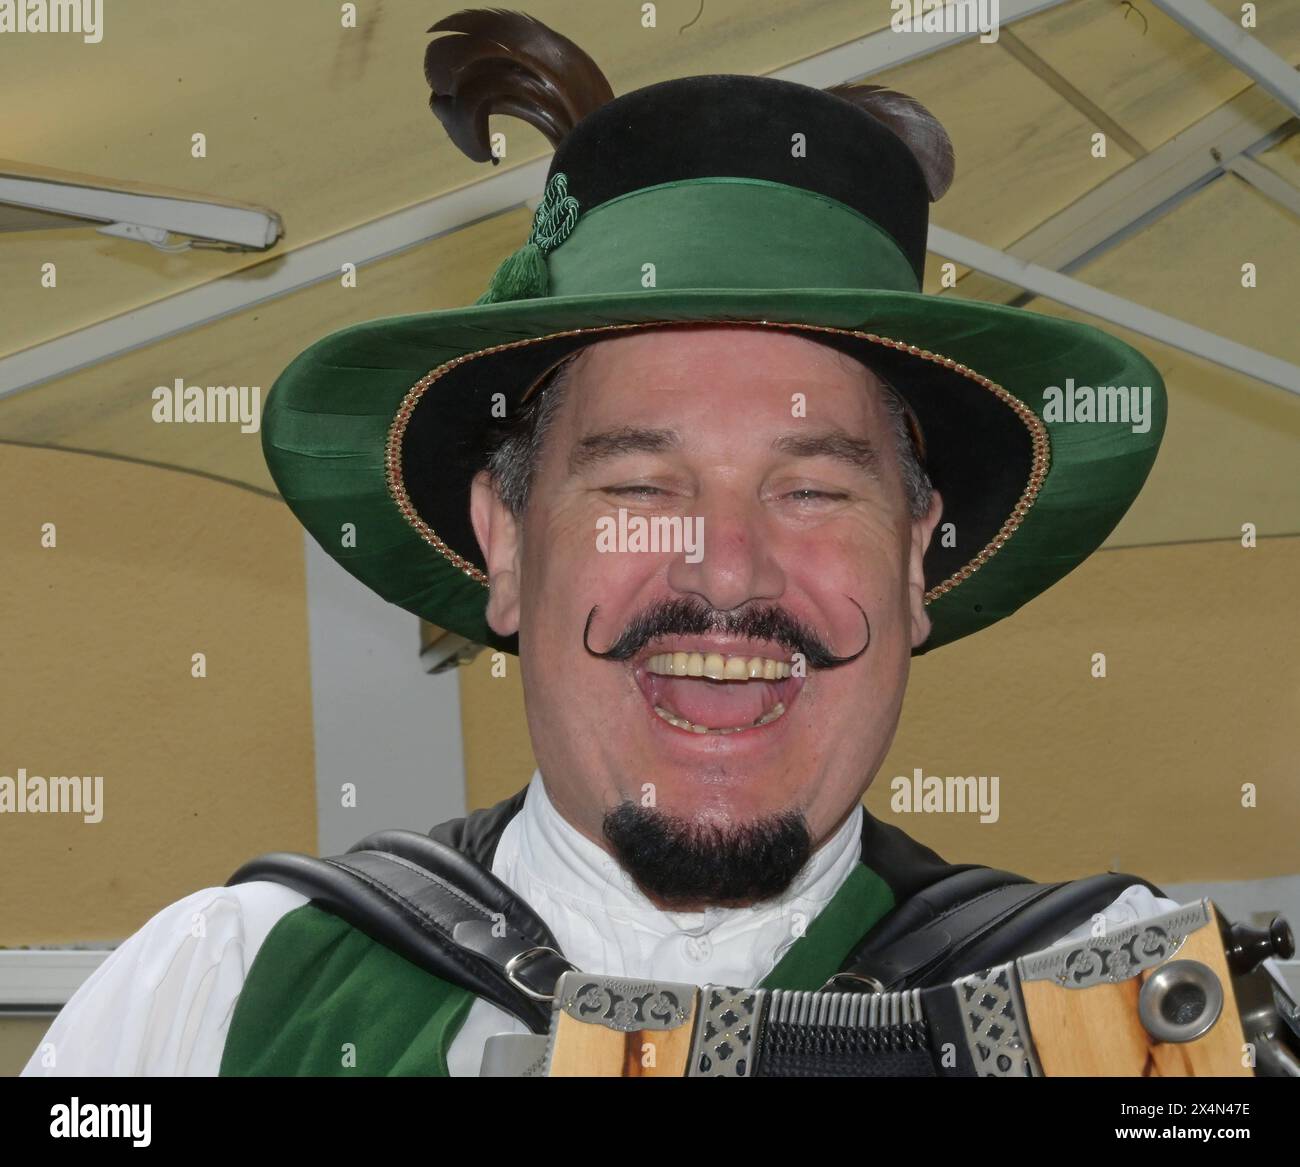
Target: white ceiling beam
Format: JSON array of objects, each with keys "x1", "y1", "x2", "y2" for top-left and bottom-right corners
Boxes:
[
  {"x1": 0, "y1": 0, "x2": 1074, "y2": 401},
  {"x1": 1151, "y1": 0, "x2": 1300, "y2": 118},
  {"x1": 1224, "y1": 152, "x2": 1300, "y2": 218},
  {"x1": 1000, "y1": 86, "x2": 1293, "y2": 273},
  {"x1": 929, "y1": 225, "x2": 1300, "y2": 396}
]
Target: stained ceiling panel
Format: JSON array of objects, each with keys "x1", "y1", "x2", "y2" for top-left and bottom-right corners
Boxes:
[
  {"x1": 997, "y1": 174, "x2": 1300, "y2": 547},
  {"x1": 1256, "y1": 128, "x2": 1300, "y2": 186},
  {"x1": 0, "y1": 0, "x2": 893, "y2": 357},
  {"x1": 0, "y1": 207, "x2": 527, "y2": 493},
  {"x1": 1012, "y1": 0, "x2": 1300, "y2": 153},
  {"x1": 869, "y1": 33, "x2": 1134, "y2": 249}
]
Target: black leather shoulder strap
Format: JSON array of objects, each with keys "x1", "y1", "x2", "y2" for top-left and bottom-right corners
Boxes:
[
  {"x1": 428, "y1": 786, "x2": 528, "y2": 868},
  {"x1": 227, "y1": 819, "x2": 567, "y2": 1034},
  {"x1": 841, "y1": 866, "x2": 1166, "y2": 989}
]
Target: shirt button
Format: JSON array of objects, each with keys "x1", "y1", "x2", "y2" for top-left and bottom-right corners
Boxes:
[{"x1": 681, "y1": 935, "x2": 712, "y2": 963}]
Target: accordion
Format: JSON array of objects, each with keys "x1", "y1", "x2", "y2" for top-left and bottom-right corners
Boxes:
[{"x1": 481, "y1": 898, "x2": 1298, "y2": 1077}]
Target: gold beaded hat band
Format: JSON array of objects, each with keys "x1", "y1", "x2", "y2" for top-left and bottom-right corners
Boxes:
[{"x1": 260, "y1": 11, "x2": 1166, "y2": 655}]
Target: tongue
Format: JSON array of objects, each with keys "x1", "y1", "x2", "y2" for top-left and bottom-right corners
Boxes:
[{"x1": 650, "y1": 675, "x2": 778, "y2": 728}]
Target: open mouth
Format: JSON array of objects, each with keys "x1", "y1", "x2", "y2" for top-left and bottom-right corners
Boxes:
[{"x1": 633, "y1": 646, "x2": 804, "y2": 736}]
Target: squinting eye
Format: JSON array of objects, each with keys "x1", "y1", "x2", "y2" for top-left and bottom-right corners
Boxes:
[
  {"x1": 606, "y1": 484, "x2": 665, "y2": 498},
  {"x1": 786, "y1": 489, "x2": 849, "y2": 501}
]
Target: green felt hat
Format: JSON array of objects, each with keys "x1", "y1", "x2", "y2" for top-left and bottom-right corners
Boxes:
[{"x1": 262, "y1": 17, "x2": 1165, "y2": 656}]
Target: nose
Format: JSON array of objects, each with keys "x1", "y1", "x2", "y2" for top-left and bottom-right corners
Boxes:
[{"x1": 664, "y1": 488, "x2": 786, "y2": 611}]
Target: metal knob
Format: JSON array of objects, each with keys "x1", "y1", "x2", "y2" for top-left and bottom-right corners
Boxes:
[
  {"x1": 1225, "y1": 916, "x2": 1294, "y2": 976},
  {"x1": 1138, "y1": 960, "x2": 1224, "y2": 1043}
]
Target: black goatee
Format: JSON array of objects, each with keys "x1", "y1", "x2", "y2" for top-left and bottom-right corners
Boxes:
[{"x1": 602, "y1": 800, "x2": 813, "y2": 909}]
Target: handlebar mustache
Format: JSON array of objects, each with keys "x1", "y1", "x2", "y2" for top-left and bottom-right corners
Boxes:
[{"x1": 581, "y1": 597, "x2": 871, "y2": 670}]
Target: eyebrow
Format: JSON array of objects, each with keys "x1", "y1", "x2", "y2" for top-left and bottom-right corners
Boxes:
[
  {"x1": 567, "y1": 424, "x2": 881, "y2": 477},
  {"x1": 772, "y1": 428, "x2": 882, "y2": 477},
  {"x1": 569, "y1": 427, "x2": 680, "y2": 474}
]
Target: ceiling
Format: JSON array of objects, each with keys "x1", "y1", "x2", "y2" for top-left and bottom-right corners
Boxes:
[{"x1": 1, "y1": 0, "x2": 1297, "y2": 548}]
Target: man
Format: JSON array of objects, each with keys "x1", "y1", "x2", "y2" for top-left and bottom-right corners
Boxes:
[{"x1": 25, "y1": 10, "x2": 1173, "y2": 1077}]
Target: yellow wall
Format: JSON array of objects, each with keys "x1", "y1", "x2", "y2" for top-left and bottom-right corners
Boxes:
[
  {"x1": 3, "y1": 0, "x2": 1297, "y2": 1079},
  {"x1": 0, "y1": 445, "x2": 317, "y2": 946},
  {"x1": 0, "y1": 1019, "x2": 49, "y2": 1078},
  {"x1": 461, "y1": 535, "x2": 1300, "y2": 886}
]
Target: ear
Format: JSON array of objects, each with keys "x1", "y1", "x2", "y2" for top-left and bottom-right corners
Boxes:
[
  {"x1": 469, "y1": 469, "x2": 523, "y2": 637},
  {"x1": 907, "y1": 489, "x2": 944, "y2": 650}
]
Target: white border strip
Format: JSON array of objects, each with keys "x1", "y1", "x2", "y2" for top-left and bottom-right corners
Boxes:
[{"x1": 0, "y1": 950, "x2": 110, "y2": 1011}]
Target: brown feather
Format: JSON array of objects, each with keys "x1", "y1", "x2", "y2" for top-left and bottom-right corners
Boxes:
[
  {"x1": 827, "y1": 83, "x2": 955, "y2": 201},
  {"x1": 426, "y1": 8, "x2": 615, "y2": 164}
]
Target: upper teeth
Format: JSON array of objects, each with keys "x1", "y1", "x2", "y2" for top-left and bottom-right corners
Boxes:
[{"x1": 645, "y1": 652, "x2": 791, "y2": 681}]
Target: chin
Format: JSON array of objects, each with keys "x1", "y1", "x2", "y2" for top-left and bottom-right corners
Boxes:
[{"x1": 619, "y1": 737, "x2": 809, "y2": 824}]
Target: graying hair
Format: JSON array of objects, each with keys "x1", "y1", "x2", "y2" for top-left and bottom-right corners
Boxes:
[{"x1": 485, "y1": 351, "x2": 934, "y2": 519}]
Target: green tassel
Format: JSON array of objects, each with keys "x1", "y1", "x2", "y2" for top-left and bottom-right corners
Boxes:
[
  {"x1": 474, "y1": 172, "x2": 579, "y2": 304},
  {"x1": 474, "y1": 240, "x2": 549, "y2": 305}
]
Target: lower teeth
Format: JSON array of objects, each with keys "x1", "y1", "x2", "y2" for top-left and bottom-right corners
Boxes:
[{"x1": 652, "y1": 702, "x2": 786, "y2": 734}]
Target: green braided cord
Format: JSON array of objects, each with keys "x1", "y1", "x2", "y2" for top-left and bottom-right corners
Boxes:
[
  {"x1": 475, "y1": 171, "x2": 579, "y2": 304},
  {"x1": 527, "y1": 172, "x2": 579, "y2": 253}
]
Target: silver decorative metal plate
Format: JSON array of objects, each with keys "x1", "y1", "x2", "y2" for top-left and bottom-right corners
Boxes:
[
  {"x1": 552, "y1": 970, "x2": 696, "y2": 1032},
  {"x1": 1017, "y1": 899, "x2": 1210, "y2": 989},
  {"x1": 688, "y1": 985, "x2": 764, "y2": 1077},
  {"x1": 954, "y1": 962, "x2": 1041, "y2": 1077}
]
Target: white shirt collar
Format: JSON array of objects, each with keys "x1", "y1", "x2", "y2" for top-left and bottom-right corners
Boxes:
[{"x1": 490, "y1": 771, "x2": 863, "y2": 988}]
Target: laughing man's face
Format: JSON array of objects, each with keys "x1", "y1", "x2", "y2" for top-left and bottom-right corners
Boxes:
[{"x1": 471, "y1": 325, "x2": 942, "y2": 906}]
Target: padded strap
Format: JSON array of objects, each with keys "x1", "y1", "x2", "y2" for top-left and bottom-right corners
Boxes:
[
  {"x1": 840, "y1": 868, "x2": 1163, "y2": 989},
  {"x1": 227, "y1": 831, "x2": 573, "y2": 1033},
  {"x1": 351, "y1": 828, "x2": 562, "y2": 952}
]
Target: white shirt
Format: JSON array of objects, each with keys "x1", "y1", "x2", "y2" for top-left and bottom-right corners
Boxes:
[{"x1": 23, "y1": 771, "x2": 1175, "y2": 1076}]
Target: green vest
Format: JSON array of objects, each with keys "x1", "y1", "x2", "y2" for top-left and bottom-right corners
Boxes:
[{"x1": 220, "y1": 863, "x2": 894, "y2": 1076}]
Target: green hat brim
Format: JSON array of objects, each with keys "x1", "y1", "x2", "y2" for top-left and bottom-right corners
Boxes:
[{"x1": 262, "y1": 287, "x2": 1165, "y2": 655}]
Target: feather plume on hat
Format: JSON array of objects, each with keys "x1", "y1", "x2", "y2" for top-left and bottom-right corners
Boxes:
[
  {"x1": 424, "y1": 7, "x2": 615, "y2": 163},
  {"x1": 826, "y1": 83, "x2": 955, "y2": 201},
  {"x1": 425, "y1": 8, "x2": 954, "y2": 201}
]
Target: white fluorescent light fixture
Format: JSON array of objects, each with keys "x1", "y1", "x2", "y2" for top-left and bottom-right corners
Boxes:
[{"x1": 0, "y1": 157, "x2": 283, "y2": 253}]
